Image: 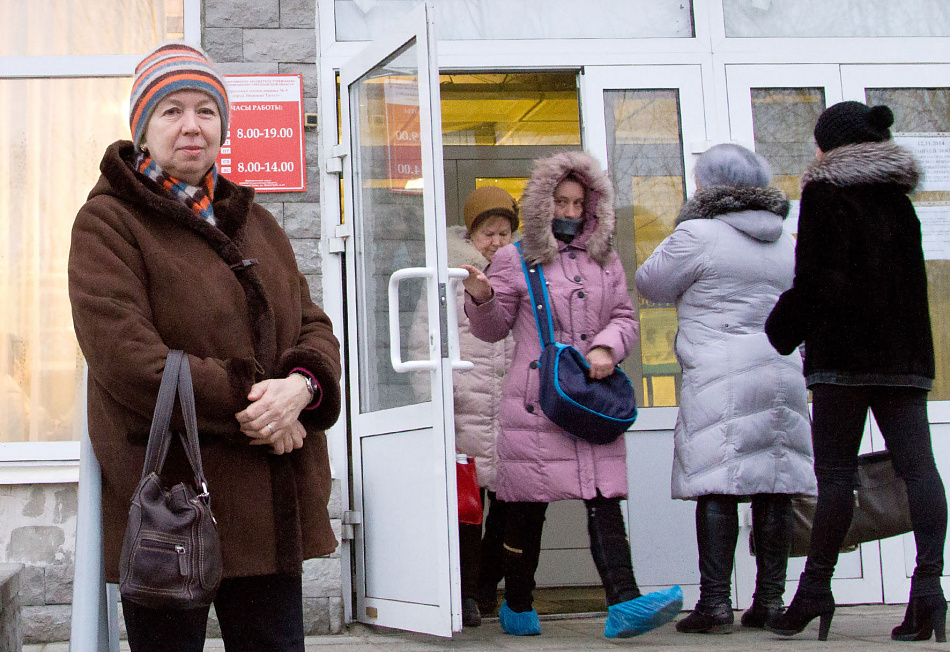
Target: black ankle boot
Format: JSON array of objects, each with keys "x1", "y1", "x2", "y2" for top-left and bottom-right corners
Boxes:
[
  {"x1": 676, "y1": 603, "x2": 734, "y2": 634},
  {"x1": 892, "y1": 594, "x2": 948, "y2": 642},
  {"x1": 462, "y1": 598, "x2": 482, "y2": 627},
  {"x1": 740, "y1": 600, "x2": 784, "y2": 629},
  {"x1": 768, "y1": 590, "x2": 836, "y2": 641}
]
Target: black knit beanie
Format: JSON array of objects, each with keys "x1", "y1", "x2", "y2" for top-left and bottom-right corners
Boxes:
[{"x1": 813, "y1": 101, "x2": 894, "y2": 153}]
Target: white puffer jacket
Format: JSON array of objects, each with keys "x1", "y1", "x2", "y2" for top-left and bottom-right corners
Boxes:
[
  {"x1": 635, "y1": 187, "x2": 816, "y2": 500},
  {"x1": 409, "y1": 226, "x2": 514, "y2": 491}
]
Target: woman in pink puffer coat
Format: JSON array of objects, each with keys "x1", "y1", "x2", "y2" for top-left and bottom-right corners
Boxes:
[{"x1": 462, "y1": 151, "x2": 682, "y2": 638}]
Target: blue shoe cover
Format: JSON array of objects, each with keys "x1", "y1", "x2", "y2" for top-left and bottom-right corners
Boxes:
[
  {"x1": 604, "y1": 585, "x2": 684, "y2": 638},
  {"x1": 498, "y1": 601, "x2": 541, "y2": 636}
]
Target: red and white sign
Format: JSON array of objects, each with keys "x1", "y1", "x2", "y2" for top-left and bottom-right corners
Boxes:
[
  {"x1": 384, "y1": 79, "x2": 423, "y2": 194},
  {"x1": 217, "y1": 75, "x2": 306, "y2": 192}
]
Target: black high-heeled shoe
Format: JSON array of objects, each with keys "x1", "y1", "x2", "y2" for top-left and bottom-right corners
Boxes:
[
  {"x1": 768, "y1": 592, "x2": 836, "y2": 641},
  {"x1": 892, "y1": 594, "x2": 948, "y2": 642}
]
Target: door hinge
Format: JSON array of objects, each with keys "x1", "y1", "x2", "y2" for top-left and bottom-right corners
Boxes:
[
  {"x1": 328, "y1": 223, "x2": 353, "y2": 254},
  {"x1": 325, "y1": 144, "x2": 347, "y2": 174},
  {"x1": 341, "y1": 510, "x2": 362, "y2": 540}
]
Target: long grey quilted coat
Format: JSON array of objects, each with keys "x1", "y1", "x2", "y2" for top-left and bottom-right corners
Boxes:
[{"x1": 635, "y1": 186, "x2": 816, "y2": 500}]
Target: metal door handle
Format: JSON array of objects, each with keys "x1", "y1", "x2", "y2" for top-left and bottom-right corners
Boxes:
[{"x1": 388, "y1": 267, "x2": 438, "y2": 372}]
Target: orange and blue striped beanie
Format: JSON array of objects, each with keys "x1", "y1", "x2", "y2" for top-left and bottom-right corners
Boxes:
[{"x1": 130, "y1": 42, "x2": 229, "y2": 148}]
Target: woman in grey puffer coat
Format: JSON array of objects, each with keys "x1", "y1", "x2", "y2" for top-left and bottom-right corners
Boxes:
[{"x1": 635, "y1": 144, "x2": 816, "y2": 634}]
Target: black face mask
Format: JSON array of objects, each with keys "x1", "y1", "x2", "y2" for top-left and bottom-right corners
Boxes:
[{"x1": 552, "y1": 217, "x2": 583, "y2": 243}]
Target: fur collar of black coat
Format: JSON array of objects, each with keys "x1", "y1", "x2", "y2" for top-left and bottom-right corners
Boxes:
[
  {"x1": 801, "y1": 141, "x2": 921, "y2": 192},
  {"x1": 676, "y1": 186, "x2": 790, "y2": 224}
]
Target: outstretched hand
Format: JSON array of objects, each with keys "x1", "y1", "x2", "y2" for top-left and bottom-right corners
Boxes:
[{"x1": 460, "y1": 264, "x2": 493, "y2": 303}]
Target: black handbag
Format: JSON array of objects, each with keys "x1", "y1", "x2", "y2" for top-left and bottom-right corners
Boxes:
[
  {"x1": 516, "y1": 243, "x2": 637, "y2": 444},
  {"x1": 786, "y1": 450, "x2": 913, "y2": 557},
  {"x1": 119, "y1": 350, "x2": 223, "y2": 609}
]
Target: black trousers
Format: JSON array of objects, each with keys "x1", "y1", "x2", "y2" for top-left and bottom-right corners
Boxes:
[
  {"x1": 502, "y1": 493, "x2": 640, "y2": 612},
  {"x1": 459, "y1": 490, "x2": 507, "y2": 602},
  {"x1": 801, "y1": 385, "x2": 947, "y2": 597},
  {"x1": 123, "y1": 573, "x2": 305, "y2": 652}
]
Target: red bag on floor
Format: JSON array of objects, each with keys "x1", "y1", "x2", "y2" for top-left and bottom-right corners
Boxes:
[{"x1": 456, "y1": 455, "x2": 483, "y2": 525}]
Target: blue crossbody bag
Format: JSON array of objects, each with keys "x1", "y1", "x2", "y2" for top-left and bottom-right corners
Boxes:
[{"x1": 516, "y1": 243, "x2": 637, "y2": 444}]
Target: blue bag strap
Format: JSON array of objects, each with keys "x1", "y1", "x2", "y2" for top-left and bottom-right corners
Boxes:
[{"x1": 515, "y1": 242, "x2": 556, "y2": 348}]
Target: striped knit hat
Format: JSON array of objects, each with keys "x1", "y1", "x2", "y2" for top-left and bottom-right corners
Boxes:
[{"x1": 130, "y1": 42, "x2": 229, "y2": 148}]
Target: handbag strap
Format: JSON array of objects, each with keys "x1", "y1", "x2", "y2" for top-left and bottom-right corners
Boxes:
[
  {"x1": 141, "y1": 350, "x2": 184, "y2": 479},
  {"x1": 140, "y1": 351, "x2": 211, "y2": 496},
  {"x1": 515, "y1": 242, "x2": 555, "y2": 349}
]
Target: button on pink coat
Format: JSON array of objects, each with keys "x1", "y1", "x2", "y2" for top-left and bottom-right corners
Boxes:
[{"x1": 465, "y1": 152, "x2": 639, "y2": 503}]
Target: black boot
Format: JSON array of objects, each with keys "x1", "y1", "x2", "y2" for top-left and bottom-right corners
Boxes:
[
  {"x1": 676, "y1": 496, "x2": 738, "y2": 634},
  {"x1": 740, "y1": 601, "x2": 784, "y2": 629},
  {"x1": 676, "y1": 603, "x2": 734, "y2": 634},
  {"x1": 586, "y1": 494, "x2": 640, "y2": 606},
  {"x1": 892, "y1": 581, "x2": 948, "y2": 642},
  {"x1": 742, "y1": 494, "x2": 792, "y2": 628},
  {"x1": 768, "y1": 586, "x2": 835, "y2": 641}
]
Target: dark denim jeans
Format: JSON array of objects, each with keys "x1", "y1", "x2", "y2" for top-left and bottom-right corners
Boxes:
[{"x1": 802, "y1": 385, "x2": 947, "y2": 598}]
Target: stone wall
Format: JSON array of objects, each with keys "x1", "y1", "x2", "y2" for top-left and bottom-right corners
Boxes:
[
  {"x1": 0, "y1": 564, "x2": 23, "y2": 652},
  {"x1": 0, "y1": 484, "x2": 76, "y2": 644},
  {"x1": 0, "y1": 479, "x2": 343, "y2": 642},
  {"x1": 203, "y1": 0, "x2": 325, "y2": 305}
]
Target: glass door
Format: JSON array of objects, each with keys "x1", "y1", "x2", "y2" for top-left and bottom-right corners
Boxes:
[
  {"x1": 725, "y1": 64, "x2": 883, "y2": 609},
  {"x1": 339, "y1": 3, "x2": 463, "y2": 636},
  {"x1": 841, "y1": 63, "x2": 950, "y2": 604},
  {"x1": 581, "y1": 64, "x2": 709, "y2": 609}
]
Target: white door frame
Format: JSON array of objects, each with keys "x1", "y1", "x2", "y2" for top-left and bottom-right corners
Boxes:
[{"x1": 338, "y1": 3, "x2": 462, "y2": 636}]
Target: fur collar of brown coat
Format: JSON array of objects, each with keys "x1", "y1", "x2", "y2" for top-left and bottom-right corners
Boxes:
[
  {"x1": 95, "y1": 141, "x2": 278, "y2": 375},
  {"x1": 518, "y1": 151, "x2": 616, "y2": 267},
  {"x1": 802, "y1": 141, "x2": 920, "y2": 192},
  {"x1": 676, "y1": 186, "x2": 790, "y2": 224}
]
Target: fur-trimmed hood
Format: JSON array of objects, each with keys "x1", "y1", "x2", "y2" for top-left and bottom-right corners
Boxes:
[
  {"x1": 518, "y1": 151, "x2": 616, "y2": 267},
  {"x1": 802, "y1": 140, "x2": 921, "y2": 192},
  {"x1": 677, "y1": 186, "x2": 790, "y2": 243}
]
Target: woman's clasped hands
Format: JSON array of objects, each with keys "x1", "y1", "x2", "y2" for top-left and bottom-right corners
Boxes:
[{"x1": 235, "y1": 374, "x2": 311, "y2": 454}]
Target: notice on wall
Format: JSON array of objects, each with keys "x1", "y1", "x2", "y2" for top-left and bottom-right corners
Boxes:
[
  {"x1": 217, "y1": 75, "x2": 306, "y2": 192},
  {"x1": 917, "y1": 205, "x2": 950, "y2": 261},
  {"x1": 893, "y1": 132, "x2": 950, "y2": 192}
]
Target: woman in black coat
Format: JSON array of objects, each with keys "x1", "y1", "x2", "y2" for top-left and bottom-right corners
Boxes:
[{"x1": 765, "y1": 101, "x2": 947, "y2": 642}]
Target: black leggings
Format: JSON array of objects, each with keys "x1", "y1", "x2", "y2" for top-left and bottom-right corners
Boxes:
[{"x1": 802, "y1": 385, "x2": 947, "y2": 597}]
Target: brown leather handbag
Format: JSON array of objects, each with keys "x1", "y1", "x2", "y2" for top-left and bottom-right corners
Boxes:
[
  {"x1": 787, "y1": 450, "x2": 913, "y2": 557},
  {"x1": 119, "y1": 350, "x2": 223, "y2": 609}
]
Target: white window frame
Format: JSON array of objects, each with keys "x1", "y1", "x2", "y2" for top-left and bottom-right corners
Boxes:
[{"x1": 0, "y1": 0, "x2": 201, "y2": 483}]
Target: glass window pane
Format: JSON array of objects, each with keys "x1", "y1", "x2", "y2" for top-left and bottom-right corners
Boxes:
[
  {"x1": 352, "y1": 43, "x2": 429, "y2": 413},
  {"x1": 867, "y1": 87, "x2": 950, "y2": 401},
  {"x1": 751, "y1": 88, "x2": 826, "y2": 201},
  {"x1": 724, "y1": 0, "x2": 950, "y2": 38},
  {"x1": 1, "y1": 0, "x2": 184, "y2": 56},
  {"x1": 336, "y1": 0, "x2": 694, "y2": 41},
  {"x1": 441, "y1": 73, "x2": 580, "y2": 147},
  {"x1": 0, "y1": 77, "x2": 132, "y2": 442},
  {"x1": 604, "y1": 89, "x2": 686, "y2": 407}
]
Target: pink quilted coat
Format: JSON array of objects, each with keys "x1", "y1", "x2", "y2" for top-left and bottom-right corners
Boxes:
[{"x1": 464, "y1": 151, "x2": 639, "y2": 502}]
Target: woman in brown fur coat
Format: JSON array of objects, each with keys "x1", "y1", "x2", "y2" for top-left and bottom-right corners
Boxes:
[{"x1": 67, "y1": 42, "x2": 341, "y2": 652}]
